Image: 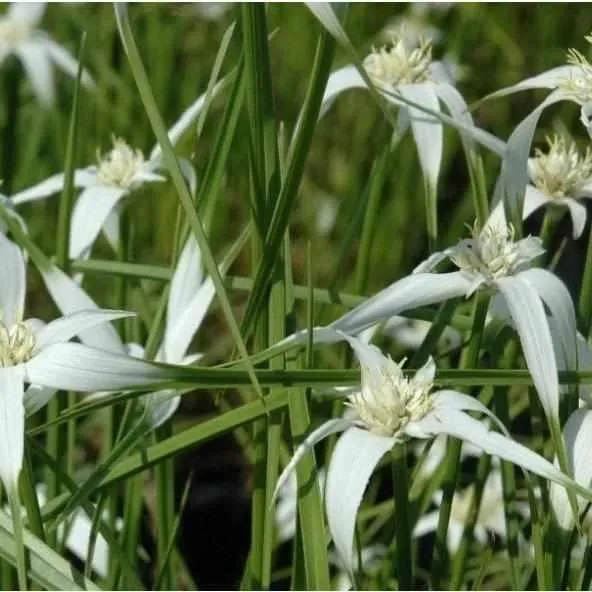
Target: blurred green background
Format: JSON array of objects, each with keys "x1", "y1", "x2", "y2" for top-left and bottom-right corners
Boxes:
[
  {"x1": 9, "y1": 3, "x2": 592, "y2": 315},
  {"x1": 5, "y1": 4, "x2": 592, "y2": 588}
]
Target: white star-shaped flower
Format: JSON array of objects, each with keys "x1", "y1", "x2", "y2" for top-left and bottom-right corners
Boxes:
[
  {"x1": 10, "y1": 79, "x2": 225, "y2": 258},
  {"x1": 273, "y1": 334, "x2": 580, "y2": 574},
  {"x1": 0, "y1": 3, "x2": 93, "y2": 106},
  {"x1": 318, "y1": 25, "x2": 504, "y2": 217},
  {"x1": 279, "y1": 218, "x2": 577, "y2": 435},
  {"x1": 489, "y1": 134, "x2": 592, "y2": 238},
  {"x1": 0, "y1": 234, "x2": 176, "y2": 504},
  {"x1": 480, "y1": 33, "x2": 592, "y2": 221}
]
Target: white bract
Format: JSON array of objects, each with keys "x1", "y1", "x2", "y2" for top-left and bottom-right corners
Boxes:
[
  {"x1": 135, "y1": 234, "x2": 217, "y2": 428},
  {"x1": 0, "y1": 3, "x2": 93, "y2": 106},
  {"x1": 0, "y1": 234, "x2": 177, "y2": 500},
  {"x1": 275, "y1": 468, "x2": 327, "y2": 544},
  {"x1": 274, "y1": 334, "x2": 579, "y2": 573},
  {"x1": 319, "y1": 27, "x2": 505, "y2": 207},
  {"x1": 480, "y1": 33, "x2": 592, "y2": 223},
  {"x1": 10, "y1": 79, "x2": 225, "y2": 258},
  {"x1": 36, "y1": 231, "x2": 219, "y2": 429},
  {"x1": 32, "y1": 484, "x2": 122, "y2": 578},
  {"x1": 383, "y1": 315, "x2": 461, "y2": 351},
  {"x1": 414, "y1": 469, "x2": 529, "y2": 553},
  {"x1": 488, "y1": 134, "x2": 592, "y2": 238},
  {"x1": 278, "y1": 219, "x2": 577, "y2": 431},
  {"x1": 550, "y1": 407, "x2": 592, "y2": 533}
]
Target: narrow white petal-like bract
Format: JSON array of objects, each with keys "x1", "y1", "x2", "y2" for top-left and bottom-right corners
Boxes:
[
  {"x1": 34, "y1": 310, "x2": 132, "y2": 350},
  {"x1": 564, "y1": 197, "x2": 588, "y2": 239},
  {"x1": 494, "y1": 90, "x2": 567, "y2": 216},
  {"x1": 431, "y1": 390, "x2": 508, "y2": 435},
  {"x1": 274, "y1": 272, "x2": 470, "y2": 351},
  {"x1": 38, "y1": 264, "x2": 126, "y2": 353},
  {"x1": 482, "y1": 65, "x2": 579, "y2": 102},
  {"x1": 325, "y1": 427, "x2": 393, "y2": 574},
  {"x1": 23, "y1": 384, "x2": 56, "y2": 417},
  {"x1": 550, "y1": 408, "x2": 592, "y2": 530},
  {"x1": 399, "y1": 84, "x2": 442, "y2": 194},
  {"x1": 412, "y1": 247, "x2": 457, "y2": 273},
  {"x1": 44, "y1": 38, "x2": 95, "y2": 89},
  {"x1": 519, "y1": 268, "x2": 578, "y2": 370},
  {"x1": 434, "y1": 83, "x2": 476, "y2": 148},
  {"x1": 319, "y1": 65, "x2": 366, "y2": 118},
  {"x1": 69, "y1": 185, "x2": 127, "y2": 259},
  {"x1": 305, "y1": 3, "x2": 350, "y2": 47},
  {"x1": 16, "y1": 41, "x2": 54, "y2": 106},
  {"x1": 163, "y1": 279, "x2": 215, "y2": 363},
  {"x1": 495, "y1": 275, "x2": 559, "y2": 420},
  {"x1": 8, "y1": 2, "x2": 46, "y2": 25},
  {"x1": 273, "y1": 418, "x2": 354, "y2": 502},
  {"x1": 166, "y1": 234, "x2": 204, "y2": 334},
  {"x1": 144, "y1": 389, "x2": 181, "y2": 429},
  {"x1": 329, "y1": 271, "x2": 471, "y2": 335},
  {"x1": 11, "y1": 170, "x2": 97, "y2": 205},
  {"x1": 417, "y1": 409, "x2": 575, "y2": 489},
  {"x1": 0, "y1": 366, "x2": 26, "y2": 493},
  {"x1": 0, "y1": 234, "x2": 25, "y2": 326},
  {"x1": 132, "y1": 170, "x2": 166, "y2": 185},
  {"x1": 25, "y1": 342, "x2": 172, "y2": 392},
  {"x1": 150, "y1": 79, "x2": 226, "y2": 161},
  {"x1": 101, "y1": 210, "x2": 121, "y2": 251}
]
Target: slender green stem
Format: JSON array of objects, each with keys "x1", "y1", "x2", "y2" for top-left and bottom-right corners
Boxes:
[
  {"x1": 238, "y1": 21, "x2": 336, "y2": 338},
  {"x1": 9, "y1": 491, "x2": 27, "y2": 591},
  {"x1": 467, "y1": 151, "x2": 489, "y2": 228},
  {"x1": 449, "y1": 454, "x2": 492, "y2": 589},
  {"x1": 2, "y1": 57, "x2": 21, "y2": 194},
  {"x1": 353, "y1": 131, "x2": 395, "y2": 292},
  {"x1": 115, "y1": 4, "x2": 266, "y2": 405},
  {"x1": 425, "y1": 181, "x2": 438, "y2": 252},
  {"x1": 392, "y1": 442, "x2": 412, "y2": 590},
  {"x1": 431, "y1": 293, "x2": 489, "y2": 588},
  {"x1": 493, "y1": 345, "x2": 521, "y2": 591},
  {"x1": 286, "y1": 241, "x2": 330, "y2": 589},
  {"x1": 154, "y1": 424, "x2": 176, "y2": 589},
  {"x1": 20, "y1": 451, "x2": 45, "y2": 544}
]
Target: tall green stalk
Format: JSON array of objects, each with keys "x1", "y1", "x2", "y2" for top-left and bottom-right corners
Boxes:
[
  {"x1": 392, "y1": 442, "x2": 413, "y2": 589},
  {"x1": 431, "y1": 293, "x2": 489, "y2": 588}
]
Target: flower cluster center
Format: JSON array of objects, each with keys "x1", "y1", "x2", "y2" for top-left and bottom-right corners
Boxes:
[
  {"x1": 560, "y1": 36, "x2": 592, "y2": 104},
  {"x1": 530, "y1": 135, "x2": 592, "y2": 198},
  {"x1": 449, "y1": 222, "x2": 542, "y2": 283},
  {"x1": 0, "y1": 321, "x2": 35, "y2": 367},
  {"x1": 348, "y1": 357, "x2": 433, "y2": 437},
  {"x1": 363, "y1": 34, "x2": 433, "y2": 87},
  {"x1": 96, "y1": 137, "x2": 145, "y2": 189}
]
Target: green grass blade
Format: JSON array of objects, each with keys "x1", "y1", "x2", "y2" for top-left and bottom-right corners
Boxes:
[
  {"x1": 239, "y1": 18, "x2": 336, "y2": 338},
  {"x1": 114, "y1": 4, "x2": 265, "y2": 404}
]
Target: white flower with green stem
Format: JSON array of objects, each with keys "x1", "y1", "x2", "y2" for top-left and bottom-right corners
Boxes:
[
  {"x1": 38, "y1": 230, "x2": 222, "y2": 429},
  {"x1": 277, "y1": 218, "x2": 578, "y2": 445},
  {"x1": 9, "y1": 82, "x2": 222, "y2": 259},
  {"x1": 0, "y1": 233, "x2": 178, "y2": 577},
  {"x1": 479, "y1": 32, "x2": 592, "y2": 226},
  {"x1": 273, "y1": 333, "x2": 583, "y2": 574},
  {"x1": 0, "y1": 3, "x2": 94, "y2": 107},
  {"x1": 488, "y1": 133, "x2": 592, "y2": 239},
  {"x1": 319, "y1": 26, "x2": 504, "y2": 222}
]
